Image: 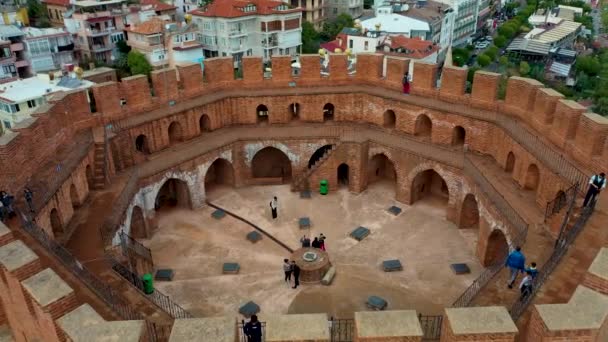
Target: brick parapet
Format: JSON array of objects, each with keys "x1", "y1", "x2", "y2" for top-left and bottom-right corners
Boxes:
[
  {"x1": 439, "y1": 66, "x2": 468, "y2": 104},
  {"x1": 411, "y1": 61, "x2": 438, "y2": 98},
  {"x1": 503, "y1": 77, "x2": 543, "y2": 121},
  {"x1": 470, "y1": 71, "x2": 500, "y2": 111}
]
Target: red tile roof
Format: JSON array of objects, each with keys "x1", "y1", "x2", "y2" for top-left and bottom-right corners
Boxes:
[
  {"x1": 128, "y1": 17, "x2": 165, "y2": 35},
  {"x1": 190, "y1": 0, "x2": 301, "y2": 18},
  {"x1": 42, "y1": 0, "x2": 70, "y2": 6},
  {"x1": 378, "y1": 35, "x2": 439, "y2": 59},
  {"x1": 140, "y1": 0, "x2": 177, "y2": 11},
  {"x1": 320, "y1": 33, "x2": 347, "y2": 52}
]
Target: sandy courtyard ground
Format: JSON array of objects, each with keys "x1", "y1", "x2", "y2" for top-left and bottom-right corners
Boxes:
[{"x1": 143, "y1": 181, "x2": 481, "y2": 318}]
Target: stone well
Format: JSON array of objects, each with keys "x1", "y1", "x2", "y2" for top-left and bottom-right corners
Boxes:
[{"x1": 290, "y1": 248, "x2": 331, "y2": 284}]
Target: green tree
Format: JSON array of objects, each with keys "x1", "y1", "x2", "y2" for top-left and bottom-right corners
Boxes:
[
  {"x1": 27, "y1": 0, "x2": 50, "y2": 27},
  {"x1": 467, "y1": 66, "x2": 480, "y2": 83},
  {"x1": 477, "y1": 54, "x2": 491, "y2": 67},
  {"x1": 498, "y1": 25, "x2": 515, "y2": 39},
  {"x1": 302, "y1": 21, "x2": 320, "y2": 53},
  {"x1": 127, "y1": 51, "x2": 152, "y2": 77},
  {"x1": 519, "y1": 61, "x2": 531, "y2": 76},
  {"x1": 452, "y1": 48, "x2": 470, "y2": 67},
  {"x1": 575, "y1": 56, "x2": 601, "y2": 76},
  {"x1": 493, "y1": 35, "x2": 507, "y2": 48},
  {"x1": 485, "y1": 45, "x2": 499, "y2": 60},
  {"x1": 320, "y1": 14, "x2": 354, "y2": 41},
  {"x1": 116, "y1": 40, "x2": 132, "y2": 54},
  {"x1": 499, "y1": 56, "x2": 509, "y2": 67}
]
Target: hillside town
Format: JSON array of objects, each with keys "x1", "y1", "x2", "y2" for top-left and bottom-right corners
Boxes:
[{"x1": 0, "y1": 0, "x2": 603, "y2": 133}]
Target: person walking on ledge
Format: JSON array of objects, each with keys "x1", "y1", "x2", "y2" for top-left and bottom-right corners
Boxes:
[
  {"x1": 583, "y1": 172, "x2": 605, "y2": 207},
  {"x1": 505, "y1": 246, "x2": 526, "y2": 289},
  {"x1": 270, "y1": 196, "x2": 278, "y2": 219},
  {"x1": 402, "y1": 72, "x2": 411, "y2": 94}
]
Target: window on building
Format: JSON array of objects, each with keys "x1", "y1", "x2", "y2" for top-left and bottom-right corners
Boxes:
[
  {"x1": 285, "y1": 47, "x2": 290, "y2": 54},
  {"x1": 349, "y1": 39, "x2": 353, "y2": 49},
  {"x1": 27, "y1": 100, "x2": 36, "y2": 108},
  {"x1": 275, "y1": 4, "x2": 289, "y2": 10},
  {"x1": 242, "y1": 4, "x2": 256, "y2": 12},
  {"x1": 222, "y1": 52, "x2": 227, "y2": 56},
  {"x1": 3, "y1": 121, "x2": 10, "y2": 129},
  {"x1": 219, "y1": 23, "x2": 225, "y2": 31},
  {"x1": 28, "y1": 39, "x2": 51, "y2": 55},
  {"x1": 2, "y1": 65, "x2": 15, "y2": 74},
  {"x1": 55, "y1": 9, "x2": 60, "y2": 20},
  {"x1": 333, "y1": 7, "x2": 337, "y2": 14},
  {"x1": 364, "y1": 41, "x2": 368, "y2": 50},
  {"x1": 48, "y1": 9, "x2": 53, "y2": 19},
  {"x1": 0, "y1": 47, "x2": 10, "y2": 59},
  {"x1": 11, "y1": 104, "x2": 19, "y2": 113}
]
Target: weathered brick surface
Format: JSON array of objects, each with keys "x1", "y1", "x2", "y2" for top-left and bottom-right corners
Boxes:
[
  {"x1": 531, "y1": 88, "x2": 564, "y2": 132},
  {"x1": 549, "y1": 99, "x2": 586, "y2": 149},
  {"x1": 439, "y1": 66, "x2": 468, "y2": 104},
  {"x1": 470, "y1": 71, "x2": 500, "y2": 111},
  {"x1": 440, "y1": 314, "x2": 516, "y2": 342},
  {"x1": 177, "y1": 63, "x2": 204, "y2": 98},
  {"x1": 503, "y1": 77, "x2": 543, "y2": 121},
  {"x1": 411, "y1": 61, "x2": 438, "y2": 97}
]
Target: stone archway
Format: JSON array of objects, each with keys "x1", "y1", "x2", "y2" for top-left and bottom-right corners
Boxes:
[
  {"x1": 85, "y1": 165, "x2": 94, "y2": 191},
  {"x1": 251, "y1": 147, "x2": 292, "y2": 182},
  {"x1": 367, "y1": 154, "x2": 397, "y2": 196},
  {"x1": 524, "y1": 164, "x2": 540, "y2": 191},
  {"x1": 205, "y1": 158, "x2": 235, "y2": 194},
  {"x1": 289, "y1": 103, "x2": 300, "y2": 121},
  {"x1": 323, "y1": 103, "x2": 334, "y2": 121},
  {"x1": 483, "y1": 229, "x2": 509, "y2": 266},
  {"x1": 50, "y1": 208, "x2": 62, "y2": 238},
  {"x1": 257, "y1": 105, "x2": 269, "y2": 124},
  {"x1": 155, "y1": 178, "x2": 192, "y2": 211},
  {"x1": 414, "y1": 114, "x2": 432, "y2": 137},
  {"x1": 410, "y1": 169, "x2": 449, "y2": 206},
  {"x1": 505, "y1": 152, "x2": 515, "y2": 174},
  {"x1": 200, "y1": 114, "x2": 211, "y2": 133},
  {"x1": 452, "y1": 126, "x2": 466, "y2": 146},
  {"x1": 337, "y1": 163, "x2": 349, "y2": 187},
  {"x1": 135, "y1": 134, "x2": 150, "y2": 154},
  {"x1": 459, "y1": 194, "x2": 479, "y2": 229},
  {"x1": 70, "y1": 184, "x2": 80, "y2": 209},
  {"x1": 383, "y1": 110, "x2": 396, "y2": 128},
  {"x1": 168, "y1": 121, "x2": 183, "y2": 145},
  {"x1": 130, "y1": 205, "x2": 147, "y2": 239},
  {"x1": 308, "y1": 145, "x2": 332, "y2": 169}
]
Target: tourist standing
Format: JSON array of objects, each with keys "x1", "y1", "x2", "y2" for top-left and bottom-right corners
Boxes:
[
  {"x1": 583, "y1": 173, "x2": 605, "y2": 207},
  {"x1": 270, "y1": 196, "x2": 278, "y2": 219},
  {"x1": 24, "y1": 188, "x2": 34, "y2": 213},
  {"x1": 0, "y1": 191, "x2": 14, "y2": 218},
  {"x1": 402, "y1": 72, "x2": 411, "y2": 94},
  {"x1": 244, "y1": 315, "x2": 262, "y2": 342},
  {"x1": 300, "y1": 235, "x2": 311, "y2": 248},
  {"x1": 311, "y1": 237, "x2": 320, "y2": 248},
  {"x1": 319, "y1": 233, "x2": 326, "y2": 251},
  {"x1": 283, "y1": 259, "x2": 292, "y2": 283},
  {"x1": 505, "y1": 246, "x2": 526, "y2": 289},
  {"x1": 519, "y1": 271, "x2": 533, "y2": 302},
  {"x1": 291, "y1": 260, "x2": 301, "y2": 289}
]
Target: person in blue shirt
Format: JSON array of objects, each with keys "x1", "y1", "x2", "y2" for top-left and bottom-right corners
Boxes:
[
  {"x1": 526, "y1": 262, "x2": 538, "y2": 280},
  {"x1": 583, "y1": 173, "x2": 605, "y2": 207},
  {"x1": 505, "y1": 246, "x2": 526, "y2": 289}
]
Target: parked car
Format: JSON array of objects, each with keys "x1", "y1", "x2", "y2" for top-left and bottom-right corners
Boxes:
[
  {"x1": 475, "y1": 41, "x2": 490, "y2": 49},
  {"x1": 485, "y1": 36, "x2": 493, "y2": 41}
]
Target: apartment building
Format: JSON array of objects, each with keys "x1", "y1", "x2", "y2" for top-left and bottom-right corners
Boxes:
[
  {"x1": 436, "y1": 0, "x2": 479, "y2": 45},
  {"x1": 43, "y1": 0, "x2": 70, "y2": 27},
  {"x1": 399, "y1": 0, "x2": 454, "y2": 58},
  {"x1": 63, "y1": 0, "x2": 128, "y2": 65},
  {"x1": 288, "y1": 0, "x2": 325, "y2": 29},
  {"x1": 326, "y1": 0, "x2": 364, "y2": 19},
  {"x1": 0, "y1": 25, "x2": 28, "y2": 80},
  {"x1": 22, "y1": 27, "x2": 74, "y2": 74},
  {"x1": 126, "y1": 17, "x2": 203, "y2": 69},
  {"x1": 190, "y1": 0, "x2": 302, "y2": 66}
]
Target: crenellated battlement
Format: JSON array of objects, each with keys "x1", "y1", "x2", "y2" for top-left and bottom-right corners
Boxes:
[{"x1": 1, "y1": 53, "x2": 605, "y2": 197}]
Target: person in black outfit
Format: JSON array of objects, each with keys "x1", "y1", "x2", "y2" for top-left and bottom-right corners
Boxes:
[
  {"x1": 244, "y1": 315, "x2": 262, "y2": 342},
  {"x1": 24, "y1": 188, "x2": 34, "y2": 213},
  {"x1": 300, "y1": 235, "x2": 311, "y2": 248},
  {"x1": 311, "y1": 237, "x2": 320, "y2": 248},
  {"x1": 583, "y1": 173, "x2": 606, "y2": 207},
  {"x1": 0, "y1": 191, "x2": 14, "y2": 218},
  {"x1": 291, "y1": 260, "x2": 300, "y2": 289}
]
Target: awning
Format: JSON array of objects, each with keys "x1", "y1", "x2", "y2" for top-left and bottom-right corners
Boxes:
[{"x1": 549, "y1": 62, "x2": 572, "y2": 77}]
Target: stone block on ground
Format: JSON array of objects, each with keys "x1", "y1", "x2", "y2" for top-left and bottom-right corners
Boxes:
[
  {"x1": 366, "y1": 296, "x2": 387, "y2": 310},
  {"x1": 265, "y1": 313, "x2": 330, "y2": 341},
  {"x1": 350, "y1": 227, "x2": 370, "y2": 241},
  {"x1": 239, "y1": 301, "x2": 260, "y2": 317},
  {"x1": 300, "y1": 190, "x2": 312, "y2": 199},
  {"x1": 355, "y1": 310, "x2": 423, "y2": 340},
  {"x1": 211, "y1": 209, "x2": 226, "y2": 219},
  {"x1": 387, "y1": 206, "x2": 402, "y2": 216},
  {"x1": 450, "y1": 263, "x2": 471, "y2": 275},
  {"x1": 223, "y1": 263, "x2": 240, "y2": 274},
  {"x1": 299, "y1": 217, "x2": 311, "y2": 229},
  {"x1": 169, "y1": 317, "x2": 236, "y2": 342},
  {"x1": 155, "y1": 269, "x2": 175, "y2": 281},
  {"x1": 382, "y1": 259, "x2": 403, "y2": 272},
  {"x1": 321, "y1": 266, "x2": 336, "y2": 285},
  {"x1": 246, "y1": 231, "x2": 263, "y2": 243}
]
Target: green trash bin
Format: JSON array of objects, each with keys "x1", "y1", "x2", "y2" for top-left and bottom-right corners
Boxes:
[
  {"x1": 320, "y1": 179, "x2": 328, "y2": 195},
  {"x1": 142, "y1": 273, "x2": 154, "y2": 294}
]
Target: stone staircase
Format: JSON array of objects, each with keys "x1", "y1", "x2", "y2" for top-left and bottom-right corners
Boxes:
[
  {"x1": 291, "y1": 142, "x2": 341, "y2": 192},
  {"x1": 92, "y1": 142, "x2": 108, "y2": 190}
]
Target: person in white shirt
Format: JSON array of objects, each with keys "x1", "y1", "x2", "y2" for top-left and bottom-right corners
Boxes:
[
  {"x1": 519, "y1": 271, "x2": 533, "y2": 302},
  {"x1": 270, "y1": 196, "x2": 278, "y2": 219},
  {"x1": 583, "y1": 173, "x2": 606, "y2": 207}
]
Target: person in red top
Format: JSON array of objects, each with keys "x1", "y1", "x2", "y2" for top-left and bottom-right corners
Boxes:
[{"x1": 402, "y1": 72, "x2": 411, "y2": 94}]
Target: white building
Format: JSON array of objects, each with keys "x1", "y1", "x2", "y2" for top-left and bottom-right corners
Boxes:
[
  {"x1": 435, "y1": 0, "x2": 480, "y2": 45},
  {"x1": 362, "y1": 7, "x2": 430, "y2": 38},
  {"x1": 0, "y1": 74, "x2": 94, "y2": 131},
  {"x1": 190, "y1": 0, "x2": 302, "y2": 66},
  {"x1": 21, "y1": 27, "x2": 75, "y2": 74}
]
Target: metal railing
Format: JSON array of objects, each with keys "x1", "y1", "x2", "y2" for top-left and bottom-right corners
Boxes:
[
  {"x1": 495, "y1": 114, "x2": 589, "y2": 192},
  {"x1": 419, "y1": 314, "x2": 443, "y2": 340},
  {"x1": 463, "y1": 154, "x2": 528, "y2": 244},
  {"x1": 509, "y1": 197, "x2": 595, "y2": 320},
  {"x1": 544, "y1": 183, "x2": 577, "y2": 222},
  {"x1": 100, "y1": 168, "x2": 140, "y2": 245},
  {"x1": 110, "y1": 257, "x2": 193, "y2": 319},
  {"x1": 119, "y1": 231, "x2": 153, "y2": 263},
  {"x1": 330, "y1": 318, "x2": 354, "y2": 342},
  {"x1": 238, "y1": 320, "x2": 266, "y2": 342}
]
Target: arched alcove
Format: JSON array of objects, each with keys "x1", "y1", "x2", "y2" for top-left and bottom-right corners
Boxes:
[
  {"x1": 70, "y1": 184, "x2": 80, "y2": 209},
  {"x1": 452, "y1": 126, "x2": 466, "y2": 146},
  {"x1": 251, "y1": 147, "x2": 292, "y2": 182},
  {"x1": 308, "y1": 145, "x2": 333, "y2": 169},
  {"x1": 367, "y1": 154, "x2": 397, "y2": 196},
  {"x1": 323, "y1": 103, "x2": 334, "y2": 121},
  {"x1": 414, "y1": 114, "x2": 432, "y2": 137},
  {"x1": 524, "y1": 164, "x2": 540, "y2": 191},
  {"x1": 410, "y1": 169, "x2": 449, "y2": 207},
  {"x1": 168, "y1": 122, "x2": 183, "y2": 145},
  {"x1": 200, "y1": 114, "x2": 211, "y2": 133},
  {"x1": 289, "y1": 103, "x2": 300, "y2": 121},
  {"x1": 483, "y1": 229, "x2": 509, "y2": 266},
  {"x1": 257, "y1": 105, "x2": 269, "y2": 124},
  {"x1": 205, "y1": 158, "x2": 235, "y2": 193},
  {"x1": 337, "y1": 163, "x2": 349, "y2": 187},
  {"x1": 155, "y1": 178, "x2": 191, "y2": 211},
  {"x1": 135, "y1": 135, "x2": 150, "y2": 154},
  {"x1": 459, "y1": 194, "x2": 479, "y2": 229},
  {"x1": 505, "y1": 152, "x2": 515, "y2": 174},
  {"x1": 50, "y1": 208, "x2": 62, "y2": 238},
  {"x1": 383, "y1": 110, "x2": 396, "y2": 128}
]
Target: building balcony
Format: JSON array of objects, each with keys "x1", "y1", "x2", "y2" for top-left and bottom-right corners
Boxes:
[
  {"x1": 10, "y1": 43, "x2": 23, "y2": 52},
  {"x1": 91, "y1": 44, "x2": 113, "y2": 52},
  {"x1": 85, "y1": 27, "x2": 115, "y2": 37},
  {"x1": 229, "y1": 30, "x2": 247, "y2": 37},
  {"x1": 14, "y1": 60, "x2": 29, "y2": 68}
]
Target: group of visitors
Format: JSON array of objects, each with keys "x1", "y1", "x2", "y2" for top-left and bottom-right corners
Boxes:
[
  {"x1": 505, "y1": 246, "x2": 538, "y2": 301},
  {"x1": 300, "y1": 234, "x2": 326, "y2": 250},
  {"x1": 282, "y1": 259, "x2": 301, "y2": 289}
]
